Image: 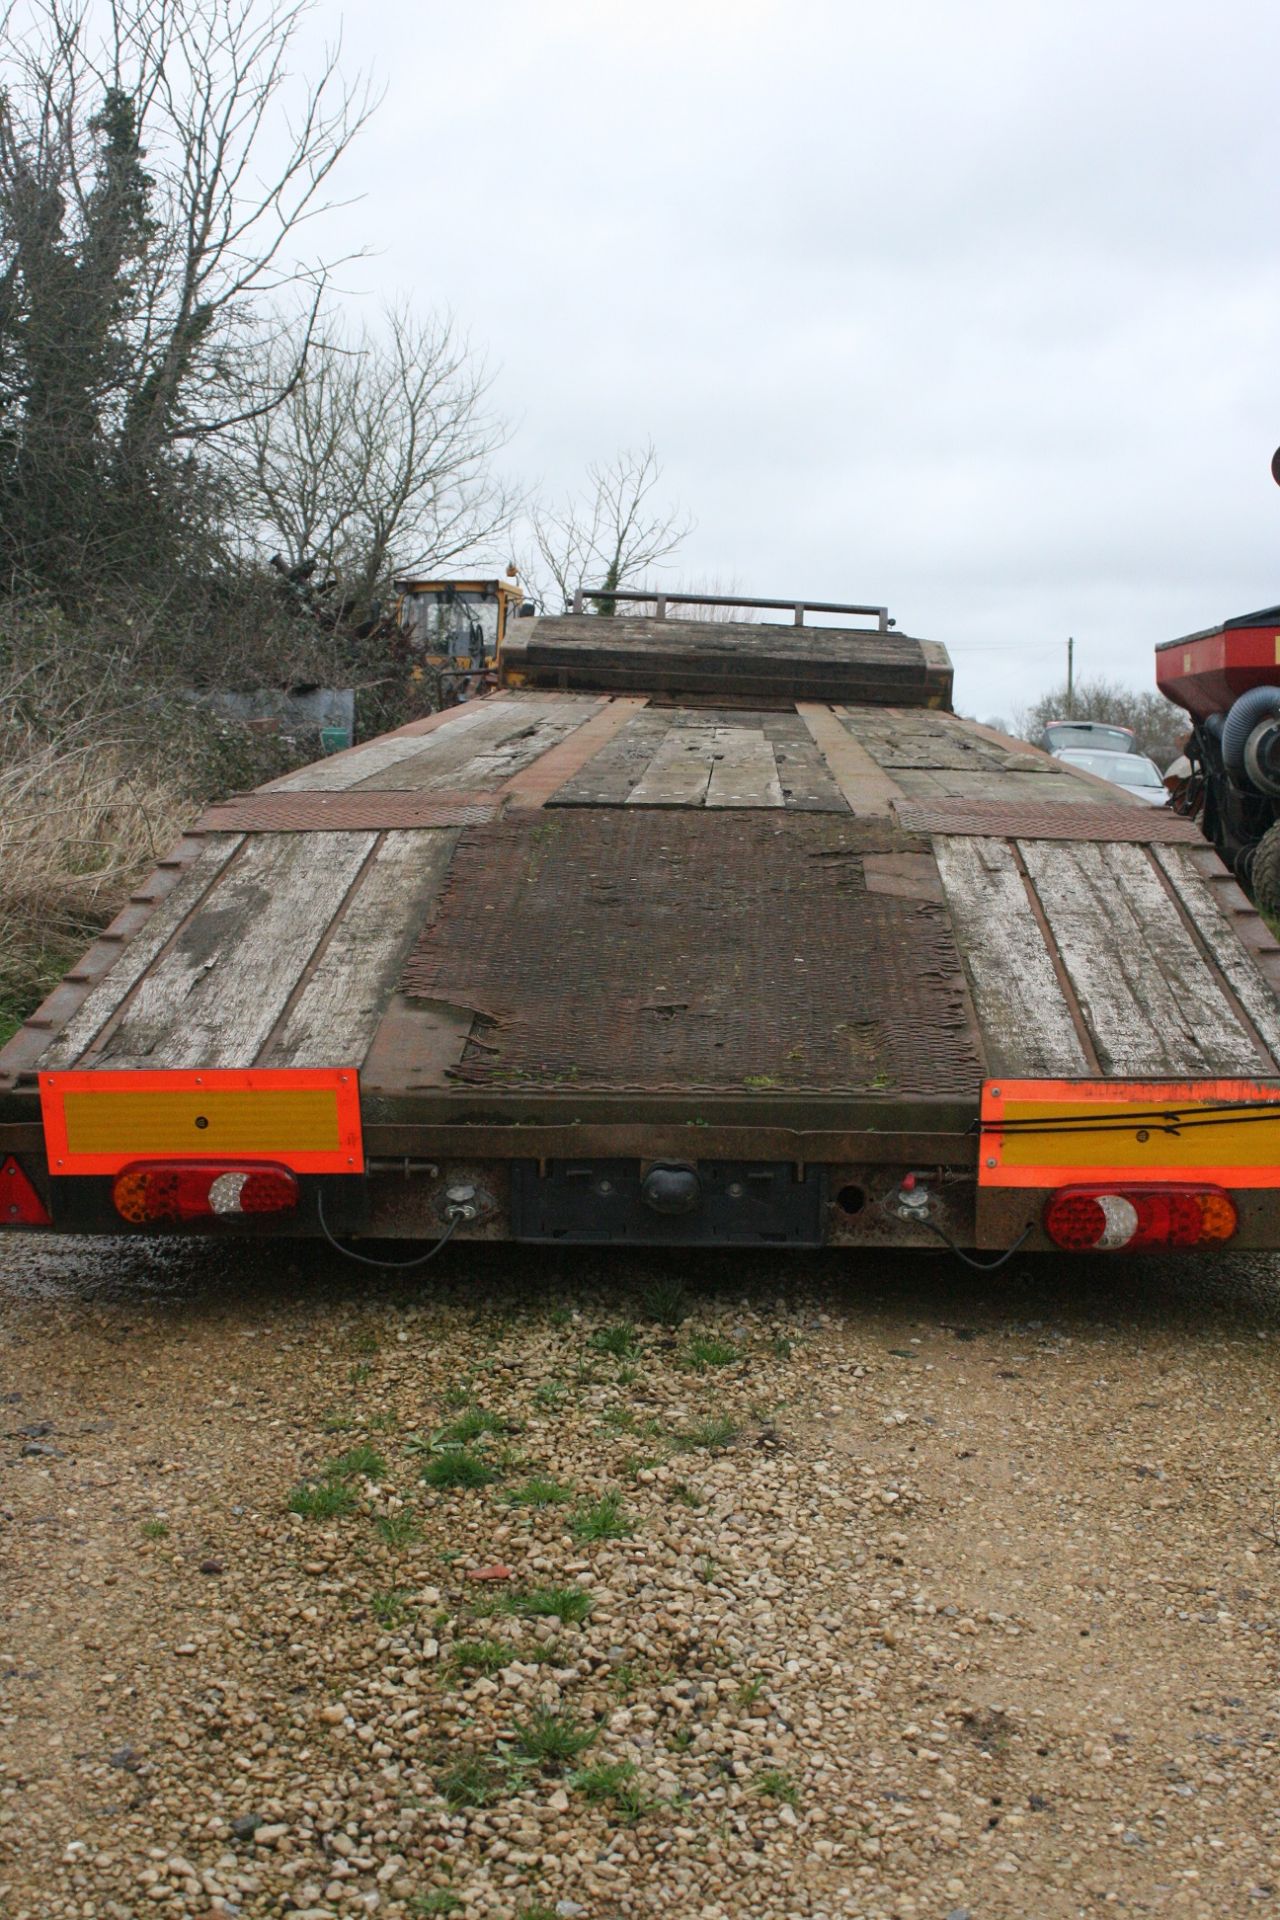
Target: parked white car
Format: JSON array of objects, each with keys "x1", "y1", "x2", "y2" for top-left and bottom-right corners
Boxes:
[{"x1": 1052, "y1": 746, "x2": 1169, "y2": 806}]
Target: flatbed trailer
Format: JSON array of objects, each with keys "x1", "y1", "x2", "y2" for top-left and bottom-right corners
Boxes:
[{"x1": 6, "y1": 593, "x2": 1280, "y2": 1259}]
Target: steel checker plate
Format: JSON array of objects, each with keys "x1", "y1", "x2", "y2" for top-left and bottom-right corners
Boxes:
[
  {"x1": 893, "y1": 800, "x2": 1202, "y2": 842},
  {"x1": 196, "y1": 792, "x2": 503, "y2": 831},
  {"x1": 401, "y1": 812, "x2": 984, "y2": 1096}
]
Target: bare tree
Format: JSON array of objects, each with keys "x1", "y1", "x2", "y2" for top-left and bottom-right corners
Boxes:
[
  {"x1": 238, "y1": 303, "x2": 514, "y2": 614},
  {"x1": 0, "y1": 0, "x2": 374, "y2": 588},
  {"x1": 527, "y1": 442, "x2": 692, "y2": 614}
]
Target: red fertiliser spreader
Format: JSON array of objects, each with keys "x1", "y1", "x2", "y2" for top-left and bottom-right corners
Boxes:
[{"x1": 1156, "y1": 451, "x2": 1280, "y2": 913}]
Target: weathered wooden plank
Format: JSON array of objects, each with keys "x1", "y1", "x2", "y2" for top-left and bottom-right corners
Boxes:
[
  {"x1": 443, "y1": 700, "x2": 605, "y2": 791},
  {"x1": 40, "y1": 835, "x2": 246, "y2": 1068},
  {"x1": 551, "y1": 710, "x2": 674, "y2": 806},
  {"x1": 933, "y1": 837, "x2": 1089, "y2": 1076},
  {"x1": 351, "y1": 699, "x2": 572, "y2": 792},
  {"x1": 627, "y1": 726, "x2": 717, "y2": 806},
  {"x1": 261, "y1": 830, "x2": 461, "y2": 1068},
  {"x1": 274, "y1": 702, "x2": 498, "y2": 791},
  {"x1": 704, "y1": 728, "x2": 784, "y2": 808},
  {"x1": 1019, "y1": 839, "x2": 1265, "y2": 1075},
  {"x1": 504, "y1": 696, "x2": 649, "y2": 809},
  {"x1": 92, "y1": 831, "x2": 378, "y2": 1069},
  {"x1": 1152, "y1": 845, "x2": 1280, "y2": 1066},
  {"x1": 798, "y1": 703, "x2": 903, "y2": 815}
]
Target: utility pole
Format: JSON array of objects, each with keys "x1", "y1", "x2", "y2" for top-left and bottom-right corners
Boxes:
[{"x1": 1066, "y1": 636, "x2": 1075, "y2": 719}]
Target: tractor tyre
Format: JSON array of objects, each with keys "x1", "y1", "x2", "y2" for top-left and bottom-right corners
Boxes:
[{"x1": 1249, "y1": 821, "x2": 1280, "y2": 922}]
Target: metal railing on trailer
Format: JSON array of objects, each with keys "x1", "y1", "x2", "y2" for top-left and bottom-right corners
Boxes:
[{"x1": 569, "y1": 588, "x2": 893, "y2": 630}]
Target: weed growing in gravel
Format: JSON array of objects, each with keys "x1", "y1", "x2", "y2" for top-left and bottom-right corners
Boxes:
[
  {"x1": 375, "y1": 1511, "x2": 422, "y2": 1549},
  {"x1": 682, "y1": 1333, "x2": 740, "y2": 1371},
  {"x1": 532, "y1": 1379, "x2": 566, "y2": 1410},
  {"x1": 696, "y1": 1554, "x2": 718, "y2": 1584},
  {"x1": 408, "y1": 1894, "x2": 461, "y2": 1915},
  {"x1": 368, "y1": 1408, "x2": 399, "y2": 1431},
  {"x1": 601, "y1": 1405, "x2": 637, "y2": 1433},
  {"x1": 141, "y1": 1519, "x2": 169, "y2": 1540},
  {"x1": 668, "y1": 1481, "x2": 705, "y2": 1507},
  {"x1": 570, "y1": 1759, "x2": 652, "y2": 1820},
  {"x1": 440, "y1": 1379, "x2": 475, "y2": 1409},
  {"x1": 589, "y1": 1323, "x2": 641, "y2": 1359},
  {"x1": 351, "y1": 1328, "x2": 380, "y2": 1354},
  {"x1": 513, "y1": 1707, "x2": 597, "y2": 1769},
  {"x1": 421, "y1": 1447, "x2": 497, "y2": 1490},
  {"x1": 515, "y1": 1908, "x2": 559, "y2": 1920},
  {"x1": 617, "y1": 1451, "x2": 663, "y2": 1480},
  {"x1": 370, "y1": 1587, "x2": 412, "y2": 1627},
  {"x1": 500, "y1": 1584, "x2": 594, "y2": 1625},
  {"x1": 435, "y1": 1752, "x2": 506, "y2": 1809},
  {"x1": 642, "y1": 1277, "x2": 687, "y2": 1326},
  {"x1": 667, "y1": 1728, "x2": 693, "y2": 1753},
  {"x1": 327, "y1": 1445, "x2": 386, "y2": 1480},
  {"x1": 771, "y1": 1334, "x2": 794, "y2": 1360},
  {"x1": 674, "y1": 1416, "x2": 739, "y2": 1452},
  {"x1": 321, "y1": 1411, "x2": 354, "y2": 1432},
  {"x1": 615, "y1": 1363, "x2": 639, "y2": 1386},
  {"x1": 349, "y1": 1363, "x2": 373, "y2": 1386},
  {"x1": 754, "y1": 1768, "x2": 800, "y2": 1806},
  {"x1": 288, "y1": 1480, "x2": 358, "y2": 1520},
  {"x1": 433, "y1": 1406, "x2": 510, "y2": 1446},
  {"x1": 735, "y1": 1676, "x2": 765, "y2": 1707},
  {"x1": 449, "y1": 1639, "x2": 510, "y2": 1675},
  {"x1": 508, "y1": 1476, "x2": 573, "y2": 1507},
  {"x1": 571, "y1": 1492, "x2": 633, "y2": 1541}
]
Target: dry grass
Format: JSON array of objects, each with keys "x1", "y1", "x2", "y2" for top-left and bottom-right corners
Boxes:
[{"x1": 0, "y1": 723, "x2": 191, "y2": 1039}]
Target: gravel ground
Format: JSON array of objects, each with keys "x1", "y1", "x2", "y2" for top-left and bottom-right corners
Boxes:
[{"x1": 2, "y1": 1235, "x2": 1279, "y2": 1920}]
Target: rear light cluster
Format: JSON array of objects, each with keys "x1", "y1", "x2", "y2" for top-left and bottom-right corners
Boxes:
[
  {"x1": 112, "y1": 1162, "x2": 299, "y2": 1225},
  {"x1": 1043, "y1": 1184, "x2": 1237, "y2": 1251}
]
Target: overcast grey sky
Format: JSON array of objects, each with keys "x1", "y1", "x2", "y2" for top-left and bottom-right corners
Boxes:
[{"x1": 309, "y1": 0, "x2": 1280, "y2": 719}]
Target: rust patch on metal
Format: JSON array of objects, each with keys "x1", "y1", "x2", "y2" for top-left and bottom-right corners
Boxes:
[
  {"x1": 196, "y1": 792, "x2": 503, "y2": 831},
  {"x1": 894, "y1": 800, "x2": 1202, "y2": 843},
  {"x1": 401, "y1": 812, "x2": 984, "y2": 1097}
]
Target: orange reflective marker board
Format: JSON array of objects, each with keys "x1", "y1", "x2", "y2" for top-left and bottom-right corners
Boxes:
[
  {"x1": 979, "y1": 1078, "x2": 1280, "y2": 1189},
  {"x1": 39, "y1": 1068, "x2": 364, "y2": 1176}
]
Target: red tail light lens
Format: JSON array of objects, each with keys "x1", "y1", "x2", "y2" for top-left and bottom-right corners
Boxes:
[
  {"x1": 112, "y1": 1162, "x2": 298, "y2": 1225},
  {"x1": 0, "y1": 1156, "x2": 51, "y2": 1227},
  {"x1": 1044, "y1": 1185, "x2": 1237, "y2": 1252}
]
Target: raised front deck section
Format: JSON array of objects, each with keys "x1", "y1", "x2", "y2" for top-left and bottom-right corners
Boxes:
[{"x1": 500, "y1": 609, "x2": 954, "y2": 707}]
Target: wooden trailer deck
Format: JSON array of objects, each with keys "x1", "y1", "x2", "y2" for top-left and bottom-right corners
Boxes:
[{"x1": 5, "y1": 609, "x2": 1280, "y2": 1248}]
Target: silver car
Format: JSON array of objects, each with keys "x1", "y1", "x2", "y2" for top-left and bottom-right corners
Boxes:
[{"x1": 1053, "y1": 746, "x2": 1169, "y2": 806}]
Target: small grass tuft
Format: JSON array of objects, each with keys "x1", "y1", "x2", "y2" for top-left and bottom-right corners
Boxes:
[
  {"x1": 516, "y1": 1907, "x2": 560, "y2": 1920},
  {"x1": 532, "y1": 1378, "x2": 566, "y2": 1410},
  {"x1": 321, "y1": 1411, "x2": 354, "y2": 1432},
  {"x1": 735, "y1": 1676, "x2": 765, "y2": 1707},
  {"x1": 435, "y1": 1752, "x2": 506, "y2": 1809},
  {"x1": 754, "y1": 1767, "x2": 800, "y2": 1806},
  {"x1": 449, "y1": 1638, "x2": 510, "y2": 1675},
  {"x1": 421, "y1": 1447, "x2": 498, "y2": 1490},
  {"x1": 408, "y1": 1894, "x2": 462, "y2": 1916},
  {"x1": 570, "y1": 1491, "x2": 633, "y2": 1542},
  {"x1": 374, "y1": 1510, "x2": 422, "y2": 1549},
  {"x1": 500, "y1": 1584, "x2": 594, "y2": 1625},
  {"x1": 682, "y1": 1333, "x2": 740, "y2": 1372},
  {"x1": 141, "y1": 1518, "x2": 169, "y2": 1540},
  {"x1": 326, "y1": 1444, "x2": 386, "y2": 1480},
  {"x1": 570, "y1": 1757, "x2": 637, "y2": 1802},
  {"x1": 434, "y1": 1405, "x2": 509, "y2": 1446},
  {"x1": 588, "y1": 1323, "x2": 640, "y2": 1359},
  {"x1": 288, "y1": 1479, "x2": 358, "y2": 1520},
  {"x1": 771, "y1": 1334, "x2": 794, "y2": 1360},
  {"x1": 513, "y1": 1706, "x2": 598, "y2": 1769},
  {"x1": 668, "y1": 1480, "x2": 705, "y2": 1508},
  {"x1": 642, "y1": 1277, "x2": 688, "y2": 1326},
  {"x1": 508, "y1": 1475, "x2": 574, "y2": 1508},
  {"x1": 674, "y1": 1416, "x2": 739, "y2": 1452},
  {"x1": 370, "y1": 1587, "x2": 412, "y2": 1628}
]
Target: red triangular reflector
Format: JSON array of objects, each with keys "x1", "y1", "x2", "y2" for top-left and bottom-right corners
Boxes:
[{"x1": 0, "y1": 1156, "x2": 51, "y2": 1227}]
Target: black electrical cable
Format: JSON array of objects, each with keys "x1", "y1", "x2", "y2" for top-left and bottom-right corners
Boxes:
[
  {"x1": 919, "y1": 1219, "x2": 1034, "y2": 1272},
  {"x1": 315, "y1": 1190, "x2": 461, "y2": 1270}
]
